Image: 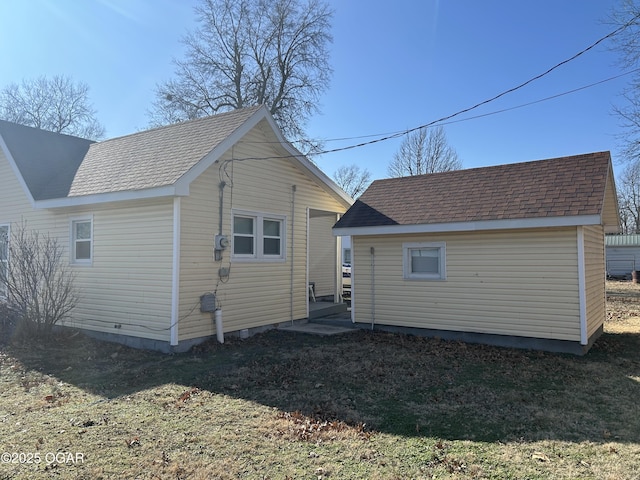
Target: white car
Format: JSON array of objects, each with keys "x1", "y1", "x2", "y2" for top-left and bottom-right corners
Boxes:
[{"x1": 342, "y1": 263, "x2": 351, "y2": 299}]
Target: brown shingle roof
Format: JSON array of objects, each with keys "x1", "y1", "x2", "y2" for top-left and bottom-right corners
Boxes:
[{"x1": 334, "y1": 152, "x2": 613, "y2": 229}]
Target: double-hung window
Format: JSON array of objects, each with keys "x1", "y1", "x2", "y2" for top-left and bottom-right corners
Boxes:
[
  {"x1": 71, "y1": 217, "x2": 93, "y2": 265},
  {"x1": 0, "y1": 225, "x2": 8, "y2": 299},
  {"x1": 403, "y1": 242, "x2": 446, "y2": 280},
  {"x1": 232, "y1": 211, "x2": 285, "y2": 261}
]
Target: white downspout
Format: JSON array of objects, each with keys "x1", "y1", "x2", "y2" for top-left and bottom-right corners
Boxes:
[
  {"x1": 370, "y1": 246, "x2": 375, "y2": 330},
  {"x1": 305, "y1": 207, "x2": 310, "y2": 320},
  {"x1": 577, "y1": 227, "x2": 588, "y2": 345},
  {"x1": 290, "y1": 185, "x2": 296, "y2": 324},
  {"x1": 170, "y1": 197, "x2": 181, "y2": 346}
]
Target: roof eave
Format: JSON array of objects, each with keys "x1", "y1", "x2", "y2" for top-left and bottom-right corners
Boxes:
[
  {"x1": 34, "y1": 185, "x2": 186, "y2": 209},
  {"x1": 175, "y1": 106, "x2": 352, "y2": 209},
  {"x1": 259, "y1": 113, "x2": 353, "y2": 208},
  {"x1": 333, "y1": 214, "x2": 604, "y2": 237}
]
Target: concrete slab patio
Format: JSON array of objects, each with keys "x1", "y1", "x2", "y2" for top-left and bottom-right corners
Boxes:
[{"x1": 278, "y1": 320, "x2": 357, "y2": 336}]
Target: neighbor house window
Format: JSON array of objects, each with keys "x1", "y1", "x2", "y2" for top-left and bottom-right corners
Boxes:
[
  {"x1": 403, "y1": 242, "x2": 446, "y2": 280},
  {"x1": 71, "y1": 217, "x2": 93, "y2": 265},
  {"x1": 0, "y1": 225, "x2": 8, "y2": 299},
  {"x1": 232, "y1": 211, "x2": 285, "y2": 261}
]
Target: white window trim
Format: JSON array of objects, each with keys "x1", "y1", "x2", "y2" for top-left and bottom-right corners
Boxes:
[
  {"x1": 0, "y1": 223, "x2": 9, "y2": 300},
  {"x1": 231, "y1": 210, "x2": 286, "y2": 262},
  {"x1": 70, "y1": 216, "x2": 93, "y2": 265},
  {"x1": 402, "y1": 241, "x2": 446, "y2": 280}
]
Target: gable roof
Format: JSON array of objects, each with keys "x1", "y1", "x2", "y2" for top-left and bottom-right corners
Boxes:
[
  {"x1": 0, "y1": 105, "x2": 352, "y2": 208},
  {"x1": 69, "y1": 107, "x2": 261, "y2": 197},
  {"x1": 0, "y1": 120, "x2": 94, "y2": 201},
  {"x1": 334, "y1": 151, "x2": 620, "y2": 235}
]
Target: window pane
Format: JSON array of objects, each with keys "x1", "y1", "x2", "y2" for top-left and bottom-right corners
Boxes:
[
  {"x1": 263, "y1": 237, "x2": 281, "y2": 255},
  {"x1": 233, "y1": 236, "x2": 254, "y2": 255},
  {"x1": 411, "y1": 248, "x2": 439, "y2": 274},
  {"x1": 76, "y1": 240, "x2": 91, "y2": 260},
  {"x1": 263, "y1": 219, "x2": 280, "y2": 237},
  {"x1": 234, "y1": 216, "x2": 254, "y2": 235},
  {"x1": 75, "y1": 221, "x2": 91, "y2": 240}
]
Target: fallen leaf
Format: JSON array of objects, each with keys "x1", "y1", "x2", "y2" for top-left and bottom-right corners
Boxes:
[
  {"x1": 532, "y1": 451, "x2": 550, "y2": 462},
  {"x1": 126, "y1": 436, "x2": 140, "y2": 448}
]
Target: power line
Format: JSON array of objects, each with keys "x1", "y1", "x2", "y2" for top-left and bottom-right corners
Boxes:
[
  {"x1": 315, "y1": 13, "x2": 640, "y2": 156},
  {"x1": 230, "y1": 14, "x2": 640, "y2": 162},
  {"x1": 435, "y1": 68, "x2": 640, "y2": 127}
]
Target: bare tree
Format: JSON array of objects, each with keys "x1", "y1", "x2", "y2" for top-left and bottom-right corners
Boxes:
[
  {"x1": 0, "y1": 222, "x2": 77, "y2": 339},
  {"x1": 0, "y1": 75, "x2": 105, "y2": 140},
  {"x1": 149, "y1": 0, "x2": 332, "y2": 151},
  {"x1": 333, "y1": 164, "x2": 371, "y2": 198},
  {"x1": 607, "y1": 0, "x2": 640, "y2": 160},
  {"x1": 617, "y1": 160, "x2": 640, "y2": 233},
  {"x1": 387, "y1": 126, "x2": 462, "y2": 177}
]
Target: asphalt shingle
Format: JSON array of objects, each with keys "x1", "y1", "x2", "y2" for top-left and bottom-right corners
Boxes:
[
  {"x1": 69, "y1": 106, "x2": 260, "y2": 197},
  {"x1": 0, "y1": 120, "x2": 94, "y2": 200},
  {"x1": 334, "y1": 152, "x2": 613, "y2": 229}
]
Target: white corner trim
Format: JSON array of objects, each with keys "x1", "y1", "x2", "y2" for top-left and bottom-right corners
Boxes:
[
  {"x1": 333, "y1": 214, "x2": 603, "y2": 237},
  {"x1": 0, "y1": 134, "x2": 36, "y2": 207},
  {"x1": 577, "y1": 227, "x2": 588, "y2": 345},
  {"x1": 170, "y1": 197, "x2": 181, "y2": 346}
]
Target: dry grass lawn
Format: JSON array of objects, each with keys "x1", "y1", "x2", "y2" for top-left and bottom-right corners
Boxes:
[{"x1": 1, "y1": 280, "x2": 640, "y2": 479}]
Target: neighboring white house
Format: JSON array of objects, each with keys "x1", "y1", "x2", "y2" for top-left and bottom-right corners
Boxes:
[
  {"x1": 333, "y1": 152, "x2": 620, "y2": 354},
  {"x1": 0, "y1": 106, "x2": 352, "y2": 352},
  {"x1": 605, "y1": 234, "x2": 640, "y2": 277}
]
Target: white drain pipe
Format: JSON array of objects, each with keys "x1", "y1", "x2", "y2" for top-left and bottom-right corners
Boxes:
[{"x1": 215, "y1": 309, "x2": 224, "y2": 344}]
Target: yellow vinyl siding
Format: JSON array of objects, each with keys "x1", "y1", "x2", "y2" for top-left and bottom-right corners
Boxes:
[
  {"x1": 353, "y1": 228, "x2": 582, "y2": 341},
  {"x1": 177, "y1": 125, "x2": 347, "y2": 340},
  {"x1": 583, "y1": 225, "x2": 606, "y2": 338},
  {"x1": 1, "y1": 152, "x2": 175, "y2": 341},
  {"x1": 602, "y1": 173, "x2": 620, "y2": 232},
  {"x1": 64, "y1": 200, "x2": 174, "y2": 341},
  {"x1": 309, "y1": 214, "x2": 338, "y2": 297}
]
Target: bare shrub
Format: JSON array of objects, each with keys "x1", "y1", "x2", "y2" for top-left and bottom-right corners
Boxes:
[{"x1": 0, "y1": 222, "x2": 77, "y2": 339}]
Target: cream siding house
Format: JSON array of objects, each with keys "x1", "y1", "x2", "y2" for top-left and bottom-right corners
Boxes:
[
  {"x1": 333, "y1": 152, "x2": 619, "y2": 354},
  {"x1": 0, "y1": 106, "x2": 352, "y2": 351}
]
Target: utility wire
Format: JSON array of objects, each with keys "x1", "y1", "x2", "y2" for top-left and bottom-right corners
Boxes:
[
  {"x1": 316, "y1": 13, "x2": 640, "y2": 156},
  {"x1": 225, "y1": 67, "x2": 638, "y2": 165},
  {"x1": 226, "y1": 13, "x2": 640, "y2": 162},
  {"x1": 436, "y1": 68, "x2": 640, "y2": 127}
]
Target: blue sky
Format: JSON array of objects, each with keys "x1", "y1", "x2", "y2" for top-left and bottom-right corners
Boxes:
[{"x1": 0, "y1": 0, "x2": 631, "y2": 181}]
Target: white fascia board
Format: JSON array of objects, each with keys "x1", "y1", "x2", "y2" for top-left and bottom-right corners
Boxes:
[
  {"x1": 173, "y1": 105, "x2": 349, "y2": 201},
  {"x1": 174, "y1": 106, "x2": 270, "y2": 190},
  {"x1": 333, "y1": 214, "x2": 603, "y2": 237},
  {"x1": 260, "y1": 114, "x2": 354, "y2": 208},
  {"x1": 34, "y1": 185, "x2": 184, "y2": 209},
  {"x1": 0, "y1": 133, "x2": 36, "y2": 207}
]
